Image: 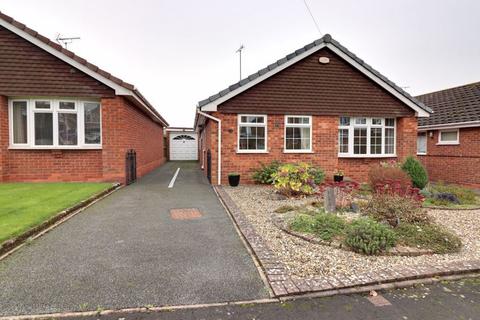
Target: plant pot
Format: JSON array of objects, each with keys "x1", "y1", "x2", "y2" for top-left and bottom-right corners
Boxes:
[
  {"x1": 333, "y1": 175, "x2": 344, "y2": 182},
  {"x1": 228, "y1": 175, "x2": 240, "y2": 187}
]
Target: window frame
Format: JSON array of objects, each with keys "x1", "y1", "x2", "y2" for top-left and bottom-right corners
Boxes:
[
  {"x1": 237, "y1": 114, "x2": 268, "y2": 153},
  {"x1": 417, "y1": 131, "x2": 427, "y2": 155},
  {"x1": 437, "y1": 129, "x2": 459, "y2": 145},
  {"x1": 338, "y1": 116, "x2": 396, "y2": 158},
  {"x1": 284, "y1": 115, "x2": 313, "y2": 153},
  {"x1": 8, "y1": 98, "x2": 102, "y2": 150}
]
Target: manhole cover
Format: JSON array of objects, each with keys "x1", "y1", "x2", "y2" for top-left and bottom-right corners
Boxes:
[{"x1": 170, "y1": 208, "x2": 202, "y2": 220}]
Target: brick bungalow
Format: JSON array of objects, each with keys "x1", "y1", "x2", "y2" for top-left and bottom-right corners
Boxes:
[
  {"x1": 0, "y1": 12, "x2": 168, "y2": 184},
  {"x1": 194, "y1": 34, "x2": 432, "y2": 185},
  {"x1": 416, "y1": 81, "x2": 480, "y2": 187}
]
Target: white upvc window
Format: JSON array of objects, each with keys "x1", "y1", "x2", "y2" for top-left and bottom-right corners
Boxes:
[
  {"x1": 9, "y1": 98, "x2": 102, "y2": 149},
  {"x1": 438, "y1": 129, "x2": 459, "y2": 145},
  {"x1": 284, "y1": 115, "x2": 312, "y2": 152},
  {"x1": 417, "y1": 132, "x2": 427, "y2": 155},
  {"x1": 237, "y1": 114, "x2": 267, "y2": 153},
  {"x1": 338, "y1": 116, "x2": 396, "y2": 157}
]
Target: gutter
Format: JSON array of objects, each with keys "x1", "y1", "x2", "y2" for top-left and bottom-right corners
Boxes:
[
  {"x1": 418, "y1": 120, "x2": 480, "y2": 131},
  {"x1": 197, "y1": 110, "x2": 222, "y2": 185}
]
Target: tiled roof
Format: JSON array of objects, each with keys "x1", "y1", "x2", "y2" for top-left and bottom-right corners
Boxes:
[
  {"x1": 198, "y1": 34, "x2": 432, "y2": 114},
  {"x1": 416, "y1": 81, "x2": 480, "y2": 127},
  {"x1": 0, "y1": 11, "x2": 168, "y2": 126}
]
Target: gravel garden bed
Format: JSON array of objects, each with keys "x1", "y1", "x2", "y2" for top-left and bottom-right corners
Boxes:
[{"x1": 223, "y1": 185, "x2": 480, "y2": 280}]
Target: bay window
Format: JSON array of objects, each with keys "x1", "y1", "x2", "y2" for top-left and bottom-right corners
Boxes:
[
  {"x1": 9, "y1": 99, "x2": 101, "y2": 149},
  {"x1": 338, "y1": 116, "x2": 396, "y2": 157},
  {"x1": 238, "y1": 115, "x2": 267, "y2": 152},
  {"x1": 284, "y1": 116, "x2": 312, "y2": 152}
]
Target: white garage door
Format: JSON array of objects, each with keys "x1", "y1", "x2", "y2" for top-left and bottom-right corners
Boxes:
[{"x1": 169, "y1": 133, "x2": 198, "y2": 161}]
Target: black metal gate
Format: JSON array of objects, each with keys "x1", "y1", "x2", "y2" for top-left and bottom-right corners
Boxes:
[
  {"x1": 125, "y1": 149, "x2": 137, "y2": 185},
  {"x1": 206, "y1": 149, "x2": 212, "y2": 183}
]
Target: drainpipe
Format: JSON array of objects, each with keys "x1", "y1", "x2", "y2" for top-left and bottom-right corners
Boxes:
[{"x1": 197, "y1": 110, "x2": 222, "y2": 185}]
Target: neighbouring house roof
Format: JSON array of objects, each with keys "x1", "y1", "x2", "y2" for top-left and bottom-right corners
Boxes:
[
  {"x1": 197, "y1": 34, "x2": 432, "y2": 117},
  {"x1": 0, "y1": 11, "x2": 168, "y2": 127},
  {"x1": 416, "y1": 81, "x2": 480, "y2": 128}
]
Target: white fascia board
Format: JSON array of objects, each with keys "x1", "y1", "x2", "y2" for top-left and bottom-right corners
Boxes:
[
  {"x1": 418, "y1": 120, "x2": 480, "y2": 131},
  {"x1": 325, "y1": 44, "x2": 430, "y2": 118},
  {"x1": 199, "y1": 43, "x2": 328, "y2": 112},
  {"x1": 0, "y1": 17, "x2": 131, "y2": 96}
]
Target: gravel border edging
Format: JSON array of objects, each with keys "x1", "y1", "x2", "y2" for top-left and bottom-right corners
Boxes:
[
  {"x1": 0, "y1": 183, "x2": 121, "y2": 259},
  {"x1": 215, "y1": 186, "x2": 480, "y2": 297},
  {"x1": 422, "y1": 205, "x2": 480, "y2": 211}
]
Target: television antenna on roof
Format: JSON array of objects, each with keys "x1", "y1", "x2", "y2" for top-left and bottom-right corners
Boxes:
[
  {"x1": 236, "y1": 44, "x2": 244, "y2": 81},
  {"x1": 56, "y1": 34, "x2": 80, "y2": 49}
]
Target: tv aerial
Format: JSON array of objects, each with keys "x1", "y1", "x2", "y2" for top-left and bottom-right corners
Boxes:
[{"x1": 56, "y1": 34, "x2": 80, "y2": 49}]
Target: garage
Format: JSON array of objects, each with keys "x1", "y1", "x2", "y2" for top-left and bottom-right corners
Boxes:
[{"x1": 168, "y1": 129, "x2": 198, "y2": 161}]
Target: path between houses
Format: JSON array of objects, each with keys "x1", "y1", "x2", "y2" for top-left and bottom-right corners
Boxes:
[{"x1": 0, "y1": 161, "x2": 267, "y2": 317}]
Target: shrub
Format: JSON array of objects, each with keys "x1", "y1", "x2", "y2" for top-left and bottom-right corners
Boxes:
[
  {"x1": 308, "y1": 166, "x2": 325, "y2": 185},
  {"x1": 395, "y1": 223, "x2": 462, "y2": 254},
  {"x1": 368, "y1": 164, "x2": 412, "y2": 193},
  {"x1": 434, "y1": 192, "x2": 460, "y2": 204},
  {"x1": 374, "y1": 180, "x2": 425, "y2": 203},
  {"x1": 363, "y1": 193, "x2": 430, "y2": 227},
  {"x1": 252, "y1": 161, "x2": 282, "y2": 184},
  {"x1": 401, "y1": 156, "x2": 429, "y2": 189},
  {"x1": 272, "y1": 163, "x2": 322, "y2": 196},
  {"x1": 345, "y1": 218, "x2": 396, "y2": 255},
  {"x1": 289, "y1": 214, "x2": 316, "y2": 234},
  {"x1": 290, "y1": 211, "x2": 346, "y2": 241},
  {"x1": 312, "y1": 212, "x2": 346, "y2": 241}
]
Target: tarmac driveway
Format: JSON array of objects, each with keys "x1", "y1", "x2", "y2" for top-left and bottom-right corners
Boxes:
[{"x1": 0, "y1": 162, "x2": 267, "y2": 316}]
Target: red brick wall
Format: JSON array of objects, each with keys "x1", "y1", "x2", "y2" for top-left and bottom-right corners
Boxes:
[
  {"x1": 419, "y1": 127, "x2": 480, "y2": 187},
  {"x1": 202, "y1": 113, "x2": 418, "y2": 184},
  {"x1": 0, "y1": 96, "x2": 165, "y2": 183}
]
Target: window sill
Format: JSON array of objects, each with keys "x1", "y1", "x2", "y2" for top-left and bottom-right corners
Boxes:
[
  {"x1": 283, "y1": 150, "x2": 313, "y2": 154},
  {"x1": 236, "y1": 150, "x2": 269, "y2": 154},
  {"x1": 436, "y1": 143, "x2": 459, "y2": 146},
  {"x1": 9, "y1": 145, "x2": 102, "y2": 150},
  {"x1": 417, "y1": 152, "x2": 427, "y2": 156},
  {"x1": 338, "y1": 154, "x2": 397, "y2": 158}
]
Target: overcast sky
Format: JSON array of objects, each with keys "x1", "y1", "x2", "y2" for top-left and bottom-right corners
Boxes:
[{"x1": 2, "y1": 0, "x2": 479, "y2": 127}]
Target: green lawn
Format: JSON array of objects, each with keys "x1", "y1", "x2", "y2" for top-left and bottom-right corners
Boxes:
[{"x1": 0, "y1": 182, "x2": 112, "y2": 244}]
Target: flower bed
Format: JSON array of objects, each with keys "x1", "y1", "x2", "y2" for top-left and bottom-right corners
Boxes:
[{"x1": 223, "y1": 185, "x2": 480, "y2": 279}]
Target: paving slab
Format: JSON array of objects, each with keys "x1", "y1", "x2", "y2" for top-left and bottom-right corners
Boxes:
[{"x1": 0, "y1": 161, "x2": 267, "y2": 316}]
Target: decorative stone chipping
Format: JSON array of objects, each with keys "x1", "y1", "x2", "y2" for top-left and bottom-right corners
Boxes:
[{"x1": 215, "y1": 186, "x2": 480, "y2": 297}]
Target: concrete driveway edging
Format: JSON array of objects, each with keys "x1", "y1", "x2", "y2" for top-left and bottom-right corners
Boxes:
[
  {"x1": 0, "y1": 183, "x2": 121, "y2": 260},
  {"x1": 214, "y1": 185, "x2": 480, "y2": 297}
]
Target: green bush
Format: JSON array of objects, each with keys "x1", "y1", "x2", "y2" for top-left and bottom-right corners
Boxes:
[
  {"x1": 308, "y1": 167, "x2": 325, "y2": 185},
  {"x1": 427, "y1": 182, "x2": 477, "y2": 205},
  {"x1": 363, "y1": 193, "x2": 430, "y2": 227},
  {"x1": 252, "y1": 161, "x2": 282, "y2": 184},
  {"x1": 395, "y1": 223, "x2": 462, "y2": 254},
  {"x1": 290, "y1": 211, "x2": 346, "y2": 241},
  {"x1": 312, "y1": 212, "x2": 346, "y2": 241},
  {"x1": 272, "y1": 163, "x2": 323, "y2": 196},
  {"x1": 345, "y1": 218, "x2": 396, "y2": 255},
  {"x1": 401, "y1": 156, "x2": 429, "y2": 189}
]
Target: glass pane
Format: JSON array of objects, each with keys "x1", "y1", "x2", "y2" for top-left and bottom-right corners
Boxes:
[
  {"x1": 370, "y1": 128, "x2": 382, "y2": 154},
  {"x1": 257, "y1": 138, "x2": 265, "y2": 150},
  {"x1": 35, "y1": 101, "x2": 50, "y2": 109},
  {"x1": 287, "y1": 117, "x2": 309, "y2": 124},
  {"x1": 417, "y1": 133, "x2": 427, "y2": 154},
  {"x1": 248, "y1": 138, "x2": 257, "y2": 149},
  {"x1": 84, "y1": 102, "x2": 101, "y2": 144},
  {"x1": 385, "y1": 128, "x2": 395, "y2": 154},
  {"x1": 440, "y1": 131, "x2": 458, "y2": 142},
  {"x1": 256, "y1": 126, "x2": 265, "y2": 138},
  {"x1": 12, "y1": 101, "x2": 28, "y2": 144},
  {"x1": 59, "y1": 101, "x2": 75, "y2": 110},
  {"x1": 241, "y1": 116, "x2": 264, "y2": 123},
  {"x1": 338, "y1": 129, "x2": 349, "y2": 153},
  {"x1": 239, "y1": 138, "x2": 248, "y2": 149},
  {"x1": 339, "y1": 117, "x2": 350, "y2": 126},
  {"x1": 355, "y1": 117, "x2": 367, "y2": 125},
  {"x1": 385, "y1": 118, "x2": 395, "y2": 127},
  {"x1": 58, "y1": 113, "x2": 78, "y2": 145},
  {"x1": 372, "y1": 118, "x2": 382, "y2": 125},
  {"x1": 353, "y1": 128, "x2": 367, "y2": 154},
  {"x1": 34, "y1": 113, "x2": 53, "y2": 145}
]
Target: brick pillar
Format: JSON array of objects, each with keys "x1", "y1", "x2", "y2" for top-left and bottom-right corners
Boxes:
[
  {"x1": 0, "y1": 96, "x2": 8, "y2": 181},
  {"x1": 397, "y1": 116, "x2": 418, "y2": 160},
  {"x1": 101, "y1": 97, "x2": 126, "y2": 183}
]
